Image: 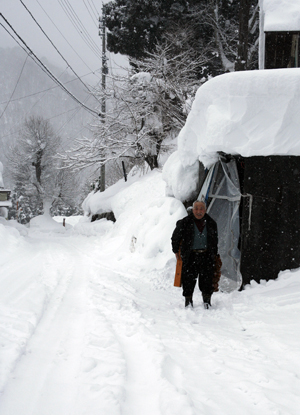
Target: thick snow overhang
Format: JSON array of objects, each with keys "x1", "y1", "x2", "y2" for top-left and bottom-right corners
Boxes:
[
  {"x1": 177, "y1": 68, "x2": 300, "y2": 168},
  {"x1": 262, "y1": 0, "x2": 300, "y2": 32}
]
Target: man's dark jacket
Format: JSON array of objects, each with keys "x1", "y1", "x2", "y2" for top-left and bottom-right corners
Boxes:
[{"x1": 171, "y1": 212, "x2": 218, "y2": 262}]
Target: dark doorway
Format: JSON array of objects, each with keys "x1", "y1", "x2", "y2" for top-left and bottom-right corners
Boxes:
[{"x1": 265, "y1": 32, "x2": 300, "y2": 69}]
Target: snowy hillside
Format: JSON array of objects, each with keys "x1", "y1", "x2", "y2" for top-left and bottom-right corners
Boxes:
[{"x1": 0, "y1": 169, "x2": 300, "y2": 414}]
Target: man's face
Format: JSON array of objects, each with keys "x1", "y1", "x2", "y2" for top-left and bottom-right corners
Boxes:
[{"x1": 193, "y1": 202, "x2": 206, "y2": 220}]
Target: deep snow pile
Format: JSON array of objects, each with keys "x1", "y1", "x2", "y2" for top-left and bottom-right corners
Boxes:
[
  {"x1": 176, "y1": 68, "x2": 300, "y2": 169},
  {"x1": 162, "y1": 68, "x2": 300, "y2": 200},
  {"x1": 81, "y1": 169, "x2": 187, "y2": 270},
  {"x1": 1, "y1": 193, "x2": 300, "y2": 414}
]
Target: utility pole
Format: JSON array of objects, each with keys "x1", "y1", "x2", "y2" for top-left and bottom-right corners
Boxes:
[{"x1": 98, "y1": 5, "x2": 108, "y2": 192}]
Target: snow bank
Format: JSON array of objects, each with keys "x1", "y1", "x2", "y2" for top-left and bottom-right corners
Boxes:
[
  {"x1": 82, "y1": 168, "x2": 144, "y2": 217},
  {"x1": 0, "y1": 217, "x2": 28, "y2": 236},
  {"x1": 53, "y1": 215, "x2": 82, "y2": 227},
  {"x1": 175, "y1": 68, "x2": 300, "y2": 168},
  {"x1": 30, "y1": 213, "x2": 67, "y2": 233},
  {"x1": 129, "y1": 196, "x2": 186, "y2": 268},
  {"x1": 73, "y1": 217, "x2": 114, "y2": 237},
  {"x1": 82, "y1": 169, "x2": 187, "y2": 269},
  {"x1": 0, "y1": 223, "x2": 26, "y2": 262},
  {"x1": 262, "y1": 0, "x2": 300, "y2": 31}
]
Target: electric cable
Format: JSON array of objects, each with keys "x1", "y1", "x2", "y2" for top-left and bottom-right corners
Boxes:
[
  {"x1": 0, "y1": 53, "x2": 29, "y2": 121},
  {"x1": 0, "y1": 13, "x2": 101, "y2": 118},
  {"x1": 83, "y1": 0, "x2": 98, "y2": 28},
  {"x1": 63, "y1": 0, "x2": 102, "y2": 55},
  {"x1": 0, "y1": 103, "x2": 90, "y2": 141},
  {"x1": 0, "y1": 70, "x2": 99, "y2": 105},
  {"x1": 23, "y1": 68, "x2": 70, "y2": 120},
  {"x1": 0, "y1": 21, "x2": 33, "y2": 61},
  {"x1": 0, "y1": 20, "x2": 98, "y2": 146},
  {"x1": 57, "y1": 0, "x2": 102, "y2": 60},
  {"x1": 19, "y1": 0, "x2": 98, "y2": 98},
  {"x1": 90, "y1": 0, "x2": 100, "y2": 16},
  {"x1": 55, "y1": 93, "x2": 94, "y2": 136},
  {"x1": 35, "y1": 0, "x2": 101, "y2": 80}
]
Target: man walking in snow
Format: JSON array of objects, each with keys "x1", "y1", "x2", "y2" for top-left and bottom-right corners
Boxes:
[{"x1": 171, "y1": 201, "x2": 218, "y2": 309}]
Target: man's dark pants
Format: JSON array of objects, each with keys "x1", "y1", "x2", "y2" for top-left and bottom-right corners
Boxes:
[{"x1": 181, "y1": 251, "x2": 214, "y2": 303}]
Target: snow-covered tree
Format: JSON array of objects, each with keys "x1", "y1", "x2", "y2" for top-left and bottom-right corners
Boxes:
[
  {"x1": 6, "y1": 116, "x2": 80, "y2": 218},
  {"x1": 62, "y1": 73, "x2": 166, "y2": 171},
  {"x1": 62, "y1": 34, "x2": 205, "y2": 172}
]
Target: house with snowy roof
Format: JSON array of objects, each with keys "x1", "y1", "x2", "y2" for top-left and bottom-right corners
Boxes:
[{"x1": 163, "y1": 0, "x2": 300, "y2": 288}]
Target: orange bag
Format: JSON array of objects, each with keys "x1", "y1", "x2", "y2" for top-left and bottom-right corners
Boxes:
[{"x1": 174, "y1": 251, "x2": 183, "y2": 287}]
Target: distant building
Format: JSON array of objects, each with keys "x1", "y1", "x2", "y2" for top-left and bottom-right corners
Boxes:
[{"x1": 0, "y1": 162, "x2": 11, "y2": 219}]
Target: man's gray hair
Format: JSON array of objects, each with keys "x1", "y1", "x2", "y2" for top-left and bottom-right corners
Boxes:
[{"x1": 193, "y1": 200, "x2": 206, "y2": 209}]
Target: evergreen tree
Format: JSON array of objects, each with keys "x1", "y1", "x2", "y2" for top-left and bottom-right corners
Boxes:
[
  {"x1": 105, "y1": 0, "x2": 196, "y2": 59},
  {"x1": 8, "y1": 183, "x2": 42, "y2": 224},
  {"x1": 105, "y1": 0, "x2": 259, "y2": 76}
]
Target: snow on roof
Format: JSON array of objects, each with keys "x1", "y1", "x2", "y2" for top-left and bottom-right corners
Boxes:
[
  {"x1": 177, "y1": 68, "x2": 300, "y2": 168},
  {"x1": 262, "y1": 0, "x2": 300, "y2": 32}
]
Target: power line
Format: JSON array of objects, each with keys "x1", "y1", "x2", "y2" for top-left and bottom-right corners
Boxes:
[
  {"x1": 0, "y1": 105, "x2": 89, "y2": 141},
  {"x1": 23, "y1": 67, "x2": 70, "y2": 120},
  {"x1": 0, "y1": 53, "x2": 29, "y2": 121},
  {"x1": 34, "y1": 0, "x2": 101, "y2": 79},
  {"x1": 19, "y1": 0, "x2": 97, "y2": 98},
  {"x1": 88, "y1": 0, "x2": 100, "y2": 18},
  {"x1": 0, "y1": 13, "x2": 101, "y2": 118},
  {"x1": 0, "y1": 70, "x2": 99, "y2": 105},
  {"x1": 83, "y1": 0, "x2": 98, "y2": 28},
  {"x1": 0, "y1": 21, "x2": 34, "y2": 60},
  {"x1": 55, "y1": 93, "x2": 94, "y2": 136},
  {"x1": 57, "y1": 0, "x2": 103, "y2": 60},
  {"x1": 63, "y1": 0, "x2": 102, "y2": 55}
]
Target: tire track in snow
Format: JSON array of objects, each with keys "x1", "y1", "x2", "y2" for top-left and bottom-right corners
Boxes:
[
  {"x1": 2, "y1": 232, "x2": 300, "y2": 415},
  {"x1": 87, "y1": 258, "x2": 300, "y2": 415},
  {"x1": 157, "y1": 296, "x2": 300, "y2": 415},
  {"x1": 0, "y1": 241, "x2": 86, "y2": 415},
  {"x1": 88, "y1": 266, "x2": 198, "y2": 415},
  {"x1": 0, "y1": 242, "x2": 73, "y2": 395}
]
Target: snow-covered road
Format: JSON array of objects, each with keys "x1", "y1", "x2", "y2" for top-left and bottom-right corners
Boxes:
[{"x1": 1, "y1": 226, "x2": 300, "y2": 415}]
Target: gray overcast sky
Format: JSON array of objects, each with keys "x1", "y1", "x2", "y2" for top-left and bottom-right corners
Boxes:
[{"x1": 0, "y1": 0, "x2": 127, "y2": 85}]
